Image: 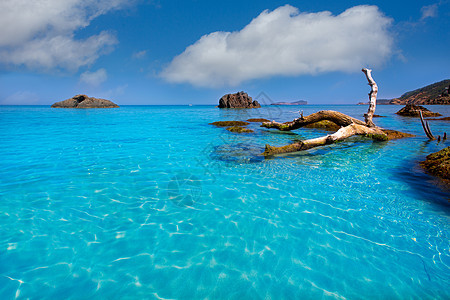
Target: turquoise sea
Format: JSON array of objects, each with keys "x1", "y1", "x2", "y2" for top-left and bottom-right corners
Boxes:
[{"x1": 0, "y1": 104, "x2": 449, "y2": 299}]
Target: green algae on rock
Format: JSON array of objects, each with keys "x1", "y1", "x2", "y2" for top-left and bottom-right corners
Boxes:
[
  {"x1": 304, "y1": 120, "x2": 341, "y2": 131},
  {"x1": 421, "y1": 146, "x2": 450, "y2": 180},
  {"x1": 226, "y1": 126, "x2": 254, "y2": 133}
]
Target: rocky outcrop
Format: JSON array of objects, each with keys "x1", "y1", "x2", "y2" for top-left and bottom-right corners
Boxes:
[
  {"x1": 51, "y1": 95, "x2": 119, "y2": 108},
  {"x1": 218, "y1": 92, "x2": 260, "y2": 108},
  {"x1": 396, "y1": 104, "x2": 442, "y2": 117},
  {"x1": 421, "y1": 146, "x2": 450, "y2": 180}
]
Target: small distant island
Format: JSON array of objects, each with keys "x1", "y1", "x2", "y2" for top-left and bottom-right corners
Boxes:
[
  {"x1": 357, "y1": 79, "x2": 450, "y2": 105},
  {"x1": 51, "y1": 94, "x2": 119, "y2": 108},
  {"x1": 271, "y1": 100, "x2": 308, "y2": 105}
]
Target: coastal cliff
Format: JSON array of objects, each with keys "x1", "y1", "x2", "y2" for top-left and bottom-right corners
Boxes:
[{"x1": 389, "y1": 79, "x2": 450, "y2": 105}]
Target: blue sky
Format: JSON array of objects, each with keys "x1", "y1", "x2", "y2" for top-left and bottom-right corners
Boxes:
[{"x1": 0, "y1": 0, "x2": 448, "y2": 105}]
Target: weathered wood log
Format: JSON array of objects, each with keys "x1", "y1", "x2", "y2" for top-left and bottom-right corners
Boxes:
[
  {"x1": 260, "y1": 68, "x2": 394, "y2": 156},
  {"x1": 261, "y1": 110, "x2": 365, "y2": 131},
  {"x1": 263, "y1": 124, "x2": 387, "y2": 156},
  {"x1": 362, "y1": 68, "x2": 378, "y2": 127}
]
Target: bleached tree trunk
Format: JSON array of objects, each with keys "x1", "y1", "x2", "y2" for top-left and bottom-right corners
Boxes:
[{"x1": 362, "y1": 68, "x2": 378, "y2": 127}]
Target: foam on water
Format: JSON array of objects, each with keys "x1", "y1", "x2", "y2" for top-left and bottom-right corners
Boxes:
[{"x1": 0, "y1": 105, "x2": 449, "y2": 299}]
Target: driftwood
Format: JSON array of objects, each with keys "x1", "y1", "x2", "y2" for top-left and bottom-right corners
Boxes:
[
  {"x1": 264, "y1": 124, "x2": 386, "y2": 155},
  {"x1": 261, "y1": 110, "x2": 365, "y2": 131},
  {"x1": 261, "y1": 68, "x2": 389, "y2": 156},
  {"x1": 419, "y1": 110, "x2": 435, "y2": 140}
]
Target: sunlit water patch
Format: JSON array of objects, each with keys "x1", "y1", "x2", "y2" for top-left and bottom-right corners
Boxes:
[{"x1": 0, "y1": 105, "x2": 449, "y2": 299}]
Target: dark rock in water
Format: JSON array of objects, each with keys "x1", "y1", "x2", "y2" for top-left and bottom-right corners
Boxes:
[
  {"x1": 218, "y1": 91, "x2": 260, "y2": 108},
  {"x1": 226, "y1": 126, "x2": 254, "y2": 133},
  {"x1": 209, "y1": 121, "x2": 250, "y2": 127},
  {"x1": 211, "y1": 143, "x2": 264, "y2": 164},
  {"x1": 421, "y1": 146, "x2": 450, "y2": 180},
  {"x1": 247, "y1": 118, "x2": 270, "y2": 123},
  {"x1": 51, "y1": 94, "x2": 119, "y2": 108},
  {"x1": 395, "y1": 104, "x2": 441, "y2": 117}
]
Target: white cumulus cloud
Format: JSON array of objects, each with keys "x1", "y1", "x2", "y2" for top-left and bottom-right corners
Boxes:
[
  {"x1": 0, "y1": 0, "x2": 132, "y2": 71},
  {"x1": 161, "y1": 5, "x2": 394, "y2": 88},
  {"x1": 80, "y1": 68, "x2": 108, "y2": 86}
]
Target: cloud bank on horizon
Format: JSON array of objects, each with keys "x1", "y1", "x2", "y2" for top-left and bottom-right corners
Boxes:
[
  {"x1": 161, "y1": 5, "x2": 394, "y2": 88},
  {"x1": 0, "y1": 0, "x2": 133, "y2": 71}
]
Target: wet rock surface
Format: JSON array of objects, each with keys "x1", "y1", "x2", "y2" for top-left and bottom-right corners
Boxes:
[{"x1": 421, "y1": 146, "x2": 450, "y2": 180}]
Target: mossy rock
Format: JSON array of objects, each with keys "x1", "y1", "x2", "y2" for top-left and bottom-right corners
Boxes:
[
  {"x1": 381, "y1": 129, "x2": 415, "y2": 140},
  {"x1": 421, "y1": 146, "x2": 450, "y2": 180},
  {"x1": 304, "y1": 120, "x2": 341, "y2": 131},
  {"x1": 247, "y1": 118, "x2": 271, "y2": 123},
  {"x1": 209, "y1": 121, "x2": 250, "y2": 127},
  {"x1": 226, "y1": 126, "x2": 254, "y2": 133},
  {"x1": 366, "y1": 133, "x2": 389, "y2": 141}
]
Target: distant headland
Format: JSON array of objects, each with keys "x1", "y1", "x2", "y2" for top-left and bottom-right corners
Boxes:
[{"x1": 270, "y1": 100, "x2": 308, "y2": 105}]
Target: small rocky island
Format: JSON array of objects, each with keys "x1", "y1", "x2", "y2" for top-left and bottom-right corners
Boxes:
[
  {"x1": 218, "y1": 91, "x2": 260, "y2": 108},
  {"x1": 396, "y1": 104, "x2": 441, "y2": 117},
  {"x1": 51, "y1": 94, "x2": 119, "y2": 108}
]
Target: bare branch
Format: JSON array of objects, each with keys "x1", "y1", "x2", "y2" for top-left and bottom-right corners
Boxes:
[
  {"x1": 362, "y1": 68, "x2": 378, "y2": 127},
  {"x1": 419, "y1": 110, "x2": 435, "y2": 139}
]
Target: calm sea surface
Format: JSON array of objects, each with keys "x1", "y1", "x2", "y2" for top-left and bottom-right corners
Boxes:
[{"x1": 0, "y1": 105, "x2": 449, "y2": 299}]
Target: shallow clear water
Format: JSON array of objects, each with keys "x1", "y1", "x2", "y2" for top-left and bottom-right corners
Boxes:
[{"x1": 0, "y1": 105, "x2": 449, "y2": 299}]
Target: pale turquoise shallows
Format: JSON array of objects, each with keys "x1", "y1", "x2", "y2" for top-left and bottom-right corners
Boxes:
[{"x1": 0, "y1": 105, "x2": 449, "y2": 299}]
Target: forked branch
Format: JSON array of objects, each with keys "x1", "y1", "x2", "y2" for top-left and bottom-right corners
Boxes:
[{"x1": 419, "y1": 110, "x2": 435, "y2": 139}]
